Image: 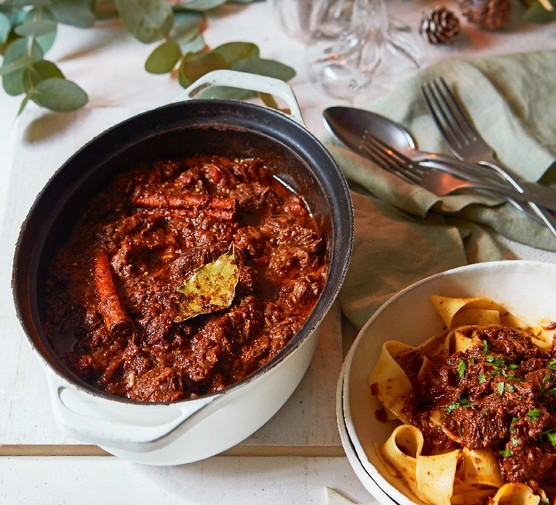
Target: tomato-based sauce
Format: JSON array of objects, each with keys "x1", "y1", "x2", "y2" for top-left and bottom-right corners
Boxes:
[{"x1": 42, "y1": 155, "x2": 328, "y2": 402}]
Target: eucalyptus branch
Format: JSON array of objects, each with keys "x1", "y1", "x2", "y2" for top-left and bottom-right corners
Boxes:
[{"x1": 0, "y1": 0, "x2": 296, "y2": 114}]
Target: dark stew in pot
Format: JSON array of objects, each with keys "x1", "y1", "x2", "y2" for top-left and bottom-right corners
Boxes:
[{"x1": 42, "y1": 155, "x2": 328, "y2": 402}]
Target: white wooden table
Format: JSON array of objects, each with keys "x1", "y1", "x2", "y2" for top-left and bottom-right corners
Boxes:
[{"x1": 1, "y1": 2, "x2": 555, "y2": 503}]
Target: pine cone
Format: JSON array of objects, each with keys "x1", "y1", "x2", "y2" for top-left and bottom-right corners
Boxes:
[
  {"x1": 419, "y1": 7, "x2": 461, "y2": 45},
  {"x1": 456, "y1": 0, "x2": 511, "y2": 30}
]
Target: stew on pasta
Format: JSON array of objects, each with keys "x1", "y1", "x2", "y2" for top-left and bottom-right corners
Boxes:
[{"x1": 370, "y1": 295, "x2": 556, "y2": 505}]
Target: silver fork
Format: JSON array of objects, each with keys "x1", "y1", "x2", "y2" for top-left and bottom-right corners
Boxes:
[
  {"x1": 420, "y1": 77, "x2": 556, "y2": 238},
  {"x1": 362, "y1": 134, "x2": 554, "y2": 215}
]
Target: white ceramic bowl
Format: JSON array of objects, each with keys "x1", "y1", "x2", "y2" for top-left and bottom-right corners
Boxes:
[{"x1": 339, "y1": 260, "x2": 556, "y2": 504}]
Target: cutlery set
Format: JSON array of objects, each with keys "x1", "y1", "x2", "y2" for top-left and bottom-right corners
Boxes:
[{"x1": 323, "y1": 78, "x2": 556, "y2": 238}]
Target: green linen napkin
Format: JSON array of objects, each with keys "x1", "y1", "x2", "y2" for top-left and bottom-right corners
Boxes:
[{"x1": 326, "y1": 49, "x2": 556, "y2": 330}]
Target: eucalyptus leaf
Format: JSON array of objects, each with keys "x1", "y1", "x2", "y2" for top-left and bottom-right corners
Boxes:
[
  {"x1": 259, "y1": 91, "x2": 279, "y2": 109},
  {"x1": 49, "y1": 0, "x2": 95, "y2": 28},
  {"x1": 2, "y1": 38, "x2": 44, "y2": 95},
  {"x1": 169, "y1": 10, "x2": 203, "y2": 40},
  {"x1": 7, "y1": 8, "x2": 27, "y2": 29},
  {"x1": 197, "y1": 85, "x2": 256, "y2": 100},
  {"x1": 0, "y1": 55, "x2": 35, "y2": 76},
  {"x1": 15, "y1": 18, "x2": 57, "y2": 37},
  {"x1": 16, "y1": 93, "x2": 31, "y2": 116},
  {"x1": 525, "y1": 0, "x2": 556, "y2": 22},
  {"x1": 179, "y1": 0, "x2": 228, "y2": 12},
  {"x1": 213, "y1": 41, "x2": 259, "y2": 65},
  {"x1": 9, "y1": 0, "x2": 50, "y2": 7},
  {"x1": 30, "y1": 77, "x2": 88, "y2": 111},
  {"x1": 115, "y1": 0, "x2": 173, "y2": 43},
  {"x1": 231, "y1": 58, "x2": 296, "y2": 81},
  {"x1": 179, "y1": 51, "x2": 228, "y2": 87},
  {"x1": 177, "y1": 247, "x2": 239, "y2": 321},
  {"x1": 23, "y1": 59, "x2": 64, "y2": 92},
  {"x1": 178, "y1": 32, "x2": 206, "y2": 54},
  {"x1": 145, "y1": 39, "x2": 181, "y2": 74},
  {"x1": 24, "y1": 8, "x2": 58, "y2": 53},
  {"x1": 0, "y1": 13, "x2": 10, "y2": 44}
]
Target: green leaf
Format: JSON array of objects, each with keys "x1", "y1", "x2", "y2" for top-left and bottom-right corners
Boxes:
[
  {"x1": 213, "y1": 41, "x2": 259, "y2": 65},
  {"x1": 231, "y1": 58, "x2": 296, "y2": 81},
  {"x1": 178, "y1": 32, "x2": 205, "y2": 54},
  {"x1": 177, "y1": 0, "x2": 228, "y2": 12},
  {"x1": 546, "y1": 431, "x2": 556, "y2": 446},
  {"x1": 145, "y1": 40, "x2": 181, "y2": 74},
  {"x1": 527, "y1": 408, "x2": 542, "y2": 420},
  {"x1": 5, "y1": 8, "x2": 27, "y2": 31},
  {"x1": 10, "y1": 0, "x2": 51, "y2": 6},
  {"x1": 177, "y1": 247, "x2": 239, "y2": 321},
  {"x1": 22, "y1": 59, "x2": 64, "y2": 91},
  {"x1": 169, "y1": 10, "x2": 203, "y2": 40},
  {"x1": 29, "y1": 77, "x2": 88, "y2": 111},
  {"x1": 49, "y1": 0, "x2": 96, "y2": 28},
  {"x1": 2, "y1": 38, "x2": 44, "y2": 96},
  {"x1": 179, "y1": 51, "x2": 228, "y2": 87},
  {"x1": 525, "y1": 0, "x2": 556, "y2": 22},
  {"x1": 0, "y1": 13, "x2": 10, "y2": 44},
  {"x1": 198, "y1": 85, "x2": 256, "y2": 100},
  {"x1": 115, "y1": 0, "x2": 173, "y2": 43},
  {"x1": 14, "y1": 18, "x2": 56, "y2": 36},
  {"x1": 16, "y1": 92, "x2": 31, "y2": 116},
  {"x1": 0, "y1": 54, "x2": 35, "y2": 76},
  {"x1": 259, "y1": 91, "x2": 279, "y2": 109},
  {"x1": 457, "y1": 359, "x2": 466, "y2": 379},
  {"x1": 23, "y1": 8, "x2": 58, "y2": 53}
]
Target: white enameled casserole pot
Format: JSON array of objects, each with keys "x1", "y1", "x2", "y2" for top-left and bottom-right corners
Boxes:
[{"x1": 12, "y1": 71, "x2": 354, "y2": 465}]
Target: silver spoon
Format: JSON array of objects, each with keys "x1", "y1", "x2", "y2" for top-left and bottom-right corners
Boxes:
[{"x1": 323, "y1": 106, "x2": 556, "y2": 209}]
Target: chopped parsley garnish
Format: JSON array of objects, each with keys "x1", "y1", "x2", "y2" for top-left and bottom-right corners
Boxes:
[
  {"x1": 479, "y1": 372, "x2": 487, "y2": 384},
  {"x1": 446, "y1": 396, "x2": 471, "y2": 413},
  {"x1": 458, "y1": 360, "x2": 466, "y2": 379},
  {"x1": 499, "y1": 448, "x2": 512, "y2": 457},
  {"x1": 548, "y1": 358, "x2": 556, "y2": 371},
  {"x1": 546, "y1": 431, "x2": 556, "y2": 446},
  {"x1": 527, "y1": 409, "x2": 542, "y2": 421},
  {"x1": 497, "y1": 382, "x2": 505, "y2": 395}
]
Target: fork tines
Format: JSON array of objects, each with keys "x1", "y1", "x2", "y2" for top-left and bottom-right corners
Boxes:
[
  {"x1": 420, "y1": 77, "x2": 478, "y2": 150},
  {"x1": 361, "y1": 132, "x2": 422, "y2": 185}
]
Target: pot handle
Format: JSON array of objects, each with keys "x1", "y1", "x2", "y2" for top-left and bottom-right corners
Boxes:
[
  {"x1": 49, "y1": 383, "x2": 220, "y2": 448},
  {"x1": 177, "y1": 69, "x2": 304, "y2": 124}
]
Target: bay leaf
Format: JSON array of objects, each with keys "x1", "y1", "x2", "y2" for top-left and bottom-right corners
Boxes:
[{"x1": 177, "y1": 247, "x2": 239, "y2": 321}]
